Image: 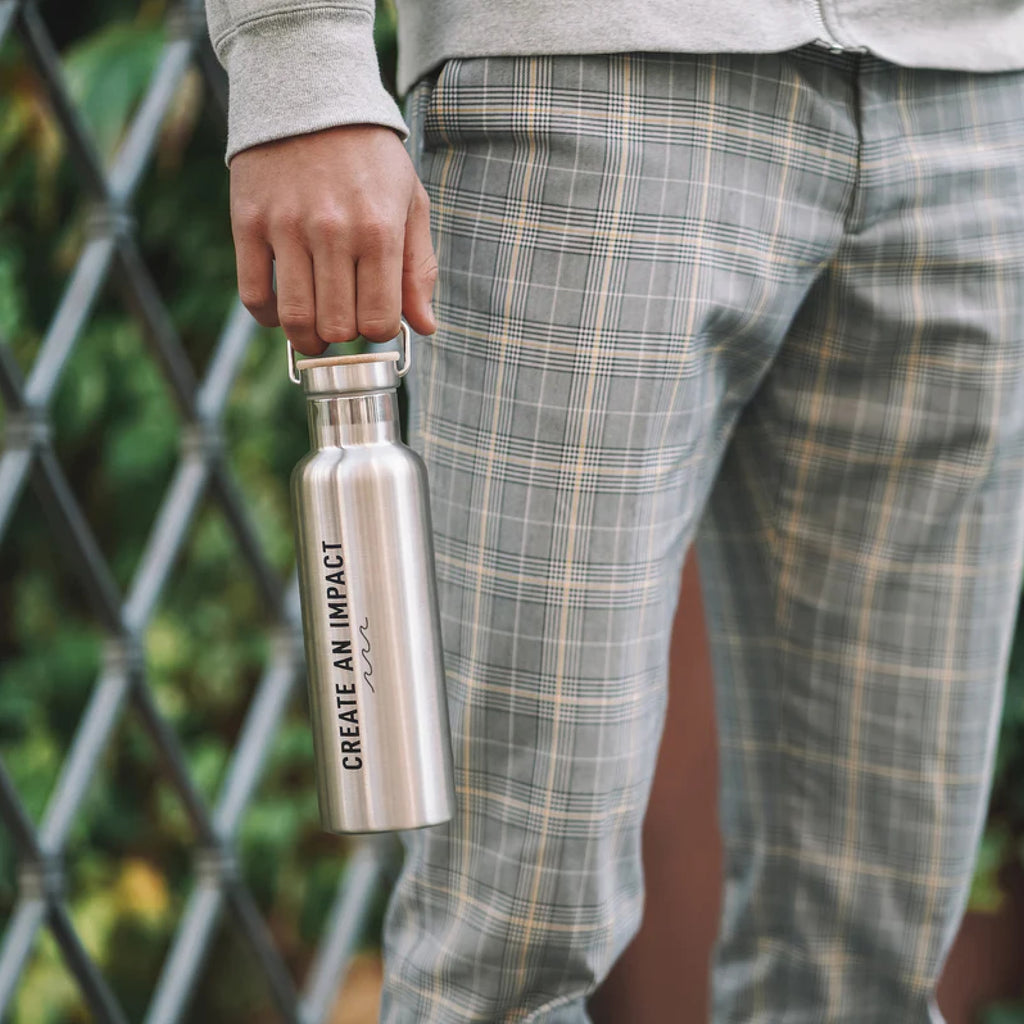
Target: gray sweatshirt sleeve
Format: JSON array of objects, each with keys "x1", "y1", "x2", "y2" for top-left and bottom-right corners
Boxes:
[{"x1": 204, "y1": 0, "x2": 409, "y2": 163}]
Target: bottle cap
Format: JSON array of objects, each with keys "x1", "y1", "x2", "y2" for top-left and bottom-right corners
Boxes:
[{"x1": 288, "y1": 321, "x2": 410, "y2": 397}]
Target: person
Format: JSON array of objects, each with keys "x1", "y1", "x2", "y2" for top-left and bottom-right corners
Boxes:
[{"x1": 204, "y1": 1, "x2": 1024, "y2": 1020}]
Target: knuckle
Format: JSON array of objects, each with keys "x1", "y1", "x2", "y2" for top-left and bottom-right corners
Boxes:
[
  {"x1": 317, "y1": 317, "x2": 357, "y2": 344},
  {"x1": 405, "y1": 251, "x2": 439, "y2": 285},
  {"x1": 232, "y1": 203, "x2": 266, "y2": 236},
  {"x1": 278, "y1": 305, "x2": 316, "y2": 335},
  {"x1": 308, "y1": 208, "x2": 348, "y2": 243},
  {"x1": 267, "y1": 206, "x2": 303, "y2": 237},
  {"x1": 357, "y1": 314, "x2": 400, "y2": 343},
  {"x1": 358, "y1": 215, "x2": 400, "y2": 253},
  {"x1": 238, "y1": 285, "x2": 272, "y2": 311}
]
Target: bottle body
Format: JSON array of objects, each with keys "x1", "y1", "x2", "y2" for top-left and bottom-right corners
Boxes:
[{"x1": 291, "y1": 389, "x2": 455, "y2": 833}]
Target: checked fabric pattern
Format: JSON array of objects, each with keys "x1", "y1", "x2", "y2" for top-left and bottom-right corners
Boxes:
[{"x1": 380, "y1": 49, "x2": 1024, "y2": 1023}]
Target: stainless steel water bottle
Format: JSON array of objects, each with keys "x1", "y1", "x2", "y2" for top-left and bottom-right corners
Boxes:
[{"x1": 288, "y1": 323, "x2": 455, "y2": 833}]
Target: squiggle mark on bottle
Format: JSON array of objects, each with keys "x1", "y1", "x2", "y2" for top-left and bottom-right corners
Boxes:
[{"x1": 359, "y1": 617, "x2": 375, "y2": 692}]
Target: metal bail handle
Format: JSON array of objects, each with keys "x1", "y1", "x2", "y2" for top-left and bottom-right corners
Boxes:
[{"x1": 287, "y1": 320, "x2": 412, "y2": 385}]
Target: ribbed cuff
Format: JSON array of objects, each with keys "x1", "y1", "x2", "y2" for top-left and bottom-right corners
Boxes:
[{"x1": 214, "y1": 6, "x2": 409, "y2": 164}]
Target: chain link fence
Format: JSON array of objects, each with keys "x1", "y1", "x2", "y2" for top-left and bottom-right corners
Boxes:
[{"x1": 0, "y1": 1, "x2": 391, "y2": 1020}]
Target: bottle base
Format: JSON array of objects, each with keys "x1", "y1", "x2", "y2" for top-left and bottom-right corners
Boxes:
[{"x1": 320, "y1": 812, "x2": 454, "y2": 836}]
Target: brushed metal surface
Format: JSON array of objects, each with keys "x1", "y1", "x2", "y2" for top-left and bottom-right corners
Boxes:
[{"x1": 291, "y1": 352, "x2": 455, "y2": 833}]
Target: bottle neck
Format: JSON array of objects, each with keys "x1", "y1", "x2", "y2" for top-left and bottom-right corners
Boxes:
[{"x1": 307, "y1": 391, "x2": 400, "y2": 447}]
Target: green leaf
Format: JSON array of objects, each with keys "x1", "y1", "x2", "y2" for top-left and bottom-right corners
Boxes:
[{"x1": 62, "y1": 21, "x2": 166, "y2": 159}]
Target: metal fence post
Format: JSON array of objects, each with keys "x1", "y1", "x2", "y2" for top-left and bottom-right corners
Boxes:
[{"x1": 0, "y1": 3, "x2": 388, "y2": 1019}]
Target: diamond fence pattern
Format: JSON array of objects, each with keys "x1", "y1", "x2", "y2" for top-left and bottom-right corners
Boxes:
[{"x1": 0, "y1": 2, "x2": 390, "y2": 1020}]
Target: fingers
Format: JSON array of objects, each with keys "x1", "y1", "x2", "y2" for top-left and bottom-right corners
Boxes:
[
  {"x1": 355, "y1": 216, "x2": 404, "y2": 343},
  {"x1": 273, "y1": 239, "x2": 326, "y2": 356},
  {"x1": 311, "y1": 217, "x2": 358, "y2": 345},
  {"x1": 240, "y1": 218, "x2": 412, "y2": 353},
  {"x1": 233, "y1": 226, "x2": 278, "y2": 328},
  {"x1": 402, "y1": 187, "x2": 438, "y2": 336},
  {"x1": 229, "y1": 127, "x2": 435, "y2": 352}
]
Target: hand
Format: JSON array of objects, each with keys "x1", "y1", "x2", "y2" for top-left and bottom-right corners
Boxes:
[{"x1": 229, "y1": 125, "x2": 437, "y2": 356}]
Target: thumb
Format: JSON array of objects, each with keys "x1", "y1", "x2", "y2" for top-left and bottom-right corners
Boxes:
[{"x1": 402, "y1": 189, "x2": 438, "y2": 336}]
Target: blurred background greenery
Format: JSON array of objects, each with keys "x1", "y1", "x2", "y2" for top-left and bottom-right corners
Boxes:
[
  {"x1": 0, "y1": 0, "x2": 399, "y2": 1019},
  {"x1": 0, "y1": 0, "x2": 1020, "y2": 1021}
]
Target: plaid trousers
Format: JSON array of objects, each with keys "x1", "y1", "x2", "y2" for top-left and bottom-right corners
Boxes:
[{"x1": 381, "y1": 48, "x2": 1024, "y2": 1023}]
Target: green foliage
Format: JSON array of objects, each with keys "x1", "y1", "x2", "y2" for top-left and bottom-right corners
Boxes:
[
  {"x1": 968, "y1": 827, "x2": 1012, "y2": 914},
  {"x1": 995, "y1": 622, "x2": 1024, "y2": 827},
  {"x1": 0, "y1": 4, "x2": 373, "y2": 1020},
  {"x1": 982, "y1": 1008, "x2": 1024, "y2": 1024},
  {"x1": 968, "y1": 619, "x2": 1024, "y2": 1022},
  {"x1": 62, "y1": 18, "x2": 167, "y2": 158},
  {"x1": 374, "y1": 0, "x2": 399, "y2": 97},
  {"x1": 970, "y1": 618, "x2": 1024, "y2": 918}
]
